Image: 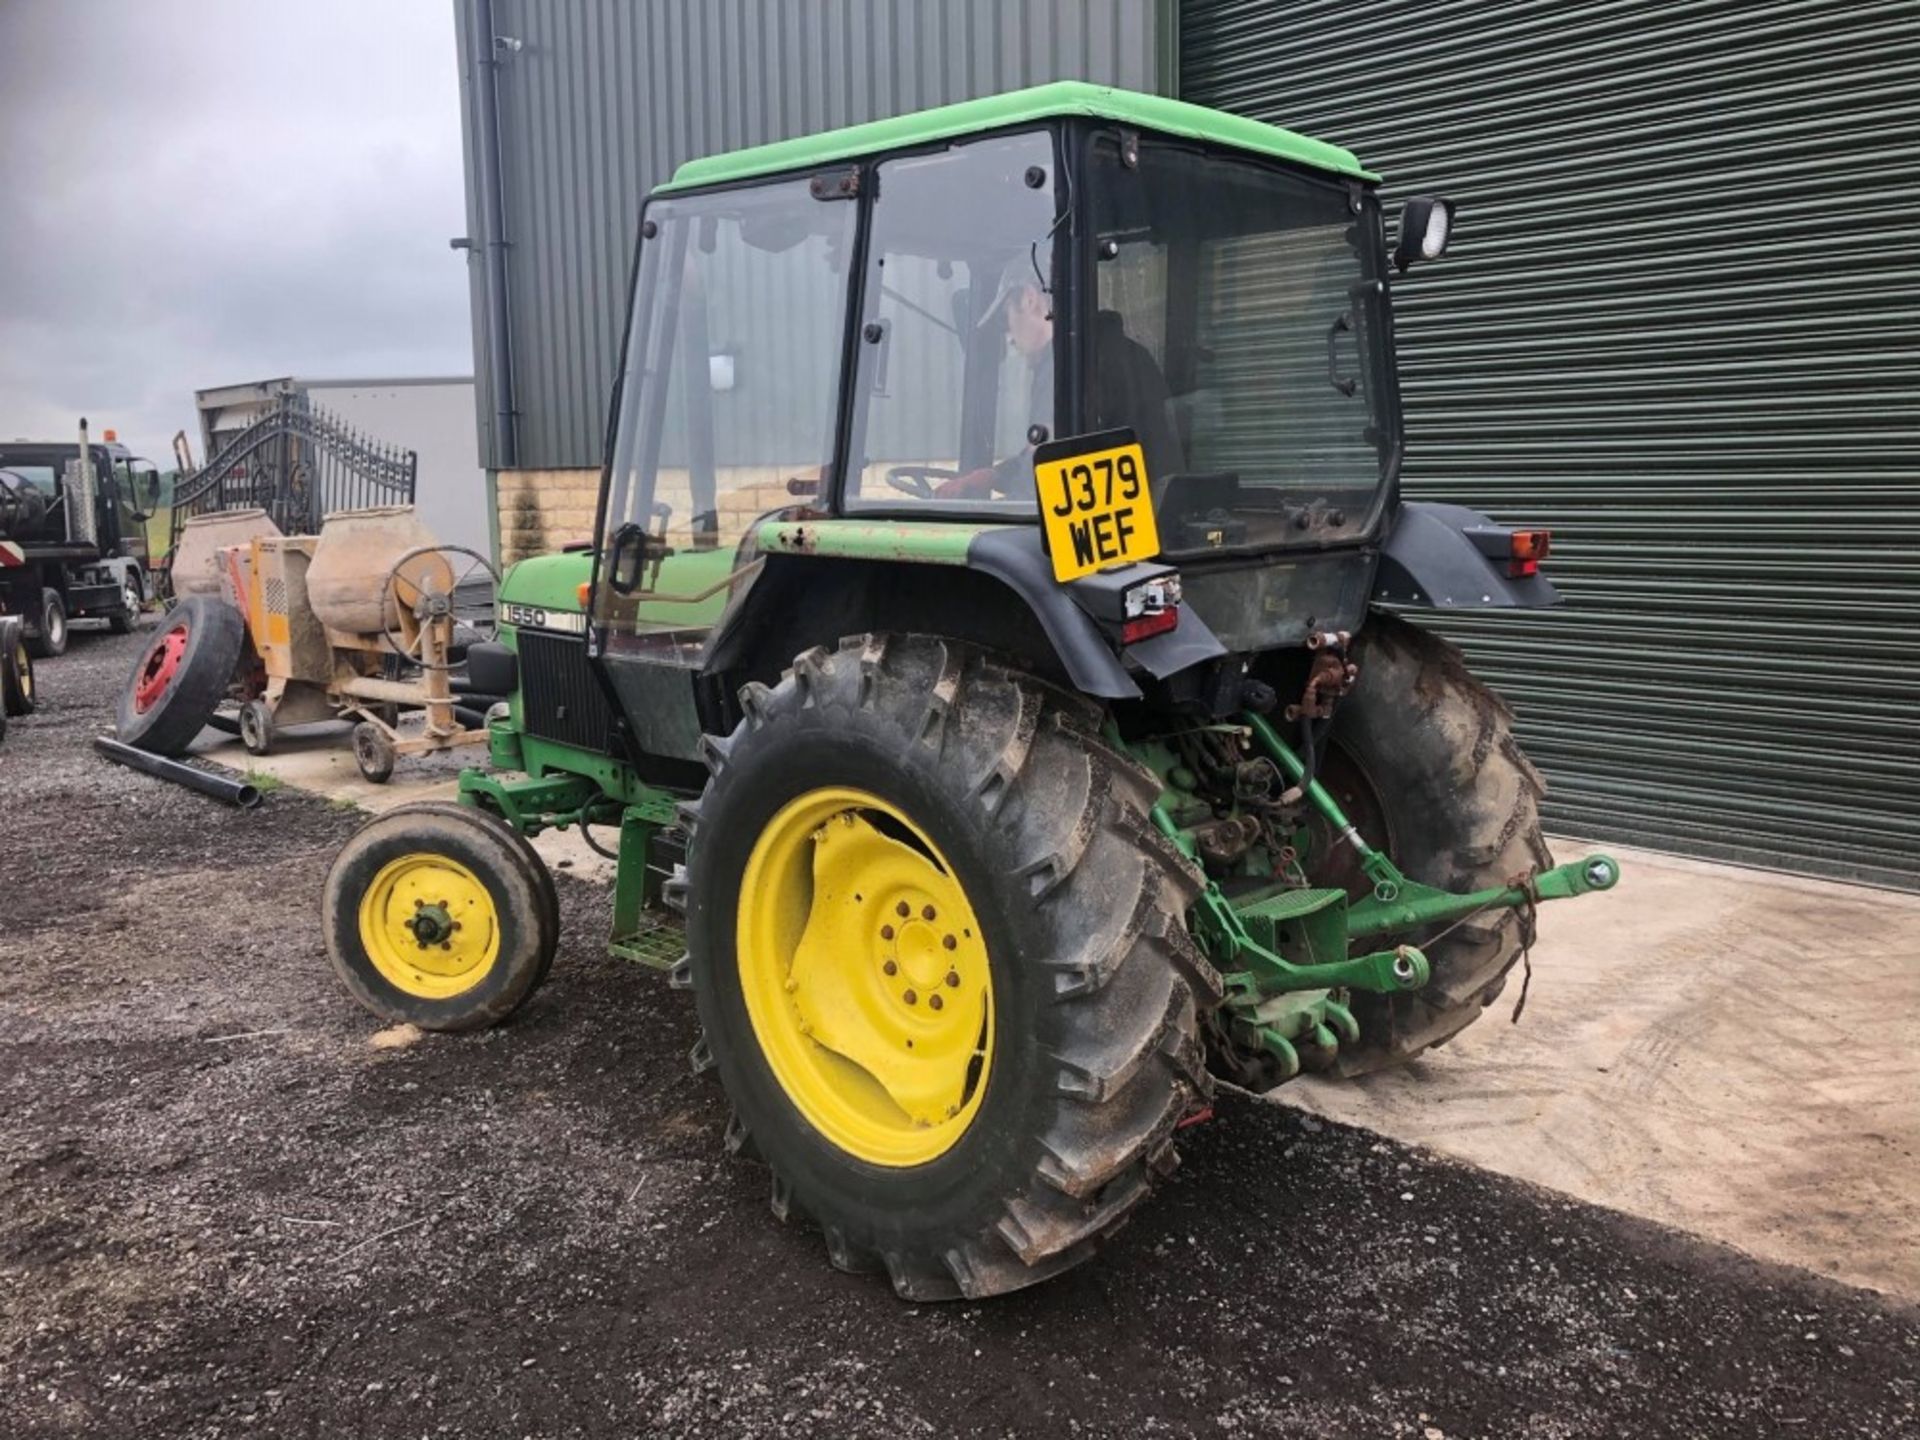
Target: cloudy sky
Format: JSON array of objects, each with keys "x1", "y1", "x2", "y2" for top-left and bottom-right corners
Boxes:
[{"x1": 0, "y1": 0, "x2": 472, "y2": 464}]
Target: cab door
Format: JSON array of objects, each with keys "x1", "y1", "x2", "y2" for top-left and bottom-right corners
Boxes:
[{"x1": 590, "y1": 174, "x2": 859, "y2": 763}]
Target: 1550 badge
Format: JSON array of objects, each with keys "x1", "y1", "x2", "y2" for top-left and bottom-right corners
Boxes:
[
  {"x1": 499, "y1": 602, "x2": 586, "y2": 634},
  {"x1": 1032, "y1": 427, "x2": 1161, "y2": 583}
]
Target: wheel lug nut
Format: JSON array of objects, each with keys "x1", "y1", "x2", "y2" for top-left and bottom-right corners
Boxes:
[
  {"x1": 942, "y1": 934, "x2": 956, "y2": 951},
  {"x1": 883, "y1": 960, "x2": 898, "y2": 976},
  {"x1": 903, "y1": 990, "x2": 917, "y2": 1005},
  {"x1": 922, "y1": 905, "x2": 936, "y2": 921},
  {"x1": 880, "y1": 925, "x2": 894, "y2": 940},
  {"x1": 929, "y1": 994, "x2": 943, "y2": 1011},
  {"x1": 945, "y1": 971, "x2": 960, "y2": 988},
  {"x1": 896, "y1": 901, "x2": 910, "y2": 918}
]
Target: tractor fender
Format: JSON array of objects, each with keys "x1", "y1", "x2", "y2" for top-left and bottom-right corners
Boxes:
[
  {"x1": 1373, "y1": 500, "x2": 1561, "y2": 610},
  {"x1": 704, "y1": 528, "x2": 1222, "y2": 703}
]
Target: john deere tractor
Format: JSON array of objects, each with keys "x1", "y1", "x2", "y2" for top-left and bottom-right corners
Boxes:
[{"x1": 323, "y1": 83, "x2": 1617, "y2": 1298}]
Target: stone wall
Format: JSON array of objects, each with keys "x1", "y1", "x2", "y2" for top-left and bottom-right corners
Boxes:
[{"x1": 495, "y1": 469, "x2": 600, "y2": 565}]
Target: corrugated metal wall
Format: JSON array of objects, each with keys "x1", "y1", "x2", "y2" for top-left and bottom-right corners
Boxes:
[
  {"x1": 1182, "y1": 0, "x2": 1920, "y2": 889},
  {"x1": 455, "y1": 0, "x2": 1175, "y2": 473}
]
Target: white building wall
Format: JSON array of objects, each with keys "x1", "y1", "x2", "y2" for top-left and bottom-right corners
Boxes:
[{"x1": 308, "y1": 380, "x2": 488, "y2": 555}]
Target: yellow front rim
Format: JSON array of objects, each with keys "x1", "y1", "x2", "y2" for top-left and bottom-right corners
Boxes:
[
  {"x1": 738, "y1": 787, "x2": 994, "y2": 1168},
  {"x1": 357, "y1": 853, "x2": 501, "y2": 999}
]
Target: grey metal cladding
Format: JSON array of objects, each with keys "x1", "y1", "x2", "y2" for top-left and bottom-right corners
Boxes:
[
  {"x1": 454, "y1": 0, "x2": 1174, "y2": 473},
  {"x1": 1183, "y1": 0, "x2": 1920, "y2": 890}
]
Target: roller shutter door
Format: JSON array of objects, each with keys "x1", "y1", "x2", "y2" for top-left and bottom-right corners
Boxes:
[{"x1": 1181, "y1": 0, "x2": 1920, "y2": 889}]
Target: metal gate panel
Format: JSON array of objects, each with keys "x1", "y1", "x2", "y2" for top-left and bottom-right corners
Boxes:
[{"x1": 1181, "y1": 0, "x2": 1920, "y2": 888}]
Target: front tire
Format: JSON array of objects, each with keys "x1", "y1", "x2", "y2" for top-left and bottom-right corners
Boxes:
[
  {"x1": 324, "y1": 804, "x2": 558, "y2": 1031},
  {"x1": 27, "y1": 588, "x2": 66, "y2": 659},
  {"x1": 683, "y1": 635, "x2": 1217, "y2": 1300},
  {"x1": 107, "y1": 572, "x2": 143, "y2": 634}
]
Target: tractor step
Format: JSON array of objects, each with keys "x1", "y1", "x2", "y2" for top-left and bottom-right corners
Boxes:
[
  {"x1": 1234, "y1": 885, "x2": 1347, "y2": 924},
  {"x1": 610, "y1": 912, "x2": 685, "y2": 970}
]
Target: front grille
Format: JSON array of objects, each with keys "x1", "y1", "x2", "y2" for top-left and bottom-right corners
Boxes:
[{"x1": 518, "y1": 629, "x2": 614, "y2": 754}]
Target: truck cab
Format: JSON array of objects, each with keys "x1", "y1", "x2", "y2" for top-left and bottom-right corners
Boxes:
[{"x1": 0, "y1": 434, "x2": 160, "y2": 654}]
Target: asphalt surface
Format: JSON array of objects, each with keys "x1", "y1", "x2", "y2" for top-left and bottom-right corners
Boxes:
[{"x1": 1, "y1": 625, "x2": 1915, "y2": 1439}]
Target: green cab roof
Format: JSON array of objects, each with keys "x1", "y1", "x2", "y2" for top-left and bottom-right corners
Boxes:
[{"x1": 658, "y1": 81, "x2": 1377, "y2": 194}]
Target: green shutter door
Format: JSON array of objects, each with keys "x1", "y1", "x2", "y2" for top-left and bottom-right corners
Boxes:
[{"x1": 1182, "y1": 0, "x2": 1920, "y2": 889}]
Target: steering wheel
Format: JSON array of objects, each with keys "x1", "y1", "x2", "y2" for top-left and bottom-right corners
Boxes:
[{"x1": 884, "y1": 464, "x2": 963, "y2": 500}]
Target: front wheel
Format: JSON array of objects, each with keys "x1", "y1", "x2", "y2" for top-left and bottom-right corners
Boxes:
[
  {"x1": 683, "y1": 635, "x2": 1216, "y2": 1300},
  {"x1": 107, "y1": 572, "x2": 143, "y2": 634},
  {"x1": 323, "y1": 803, "x2": 558, "y2": 1031},
  {"x1": 27, "y1": 588, "x2": 66, "y2": 659}
]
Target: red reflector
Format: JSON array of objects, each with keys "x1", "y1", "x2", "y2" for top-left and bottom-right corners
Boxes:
[
  {"x1": 1508, "y1": 528, "x2": 1549, "y2": 580},
  {"x1": 1510, "y1": 529, "x2": 1551, "y2": 560},
  {"x1": 1121, "y1": 609, "x2": 1178, "y2": 645}
]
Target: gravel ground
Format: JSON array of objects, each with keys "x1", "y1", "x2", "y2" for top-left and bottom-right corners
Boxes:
[{"x1": 2, "y1": 626, "x2": 1915, "y2": 1439}]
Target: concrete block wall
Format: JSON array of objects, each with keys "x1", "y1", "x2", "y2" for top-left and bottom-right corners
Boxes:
[{"x1": 496, "y1": 468, "x2": 600, "y2": 564}]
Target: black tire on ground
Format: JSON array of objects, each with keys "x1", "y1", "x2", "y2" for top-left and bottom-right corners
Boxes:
[
  {"x1": 114, "y1": 595, "x2": 246, "y2": 755},
  {"x1": 324, "y1": 804, "x2": 558, "y2": 1031},
  {"x1": 390, "y1": 799, "x2": 561, "y2": 988},
  {"x1": 683, "y1": 634, "x2": 1219, "y2": 1301},
  {"x1": 1322, "y1": 611, "x2": 1553, "y2": 1075},
  {"x1": 353, "y1": 722, "x2": 395, "y2": 783},
  {"x1": 239, "y1": 698, "x2": 274, "y2": 755},
  {"x1": 0, "y1": 617, "x2": 35, "y2": 717},
  {"x1": 107, "y1": 571, "x2": 143, "y2": 634},
  {"x1": 27, "y1": 588, "x2": 67, "y2": 659}
]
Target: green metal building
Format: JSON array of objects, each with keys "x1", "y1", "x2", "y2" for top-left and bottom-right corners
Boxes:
[{"x1": 453, "y1": 0, "x2": 1918, "y2": 889}]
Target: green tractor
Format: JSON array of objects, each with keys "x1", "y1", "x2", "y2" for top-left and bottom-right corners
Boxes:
[{"x1": 323, "y1": 83, "x2": 1618, "y2": 1298}]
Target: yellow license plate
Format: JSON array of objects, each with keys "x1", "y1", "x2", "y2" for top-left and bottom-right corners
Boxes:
[{"x1": 1033, "y1": 430, "x2": 1161, "y2": 582}]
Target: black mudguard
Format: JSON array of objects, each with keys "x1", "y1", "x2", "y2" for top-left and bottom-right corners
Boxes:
[
  {"x1": 1373, "y1": 500, "x2": 1561, "y2": 610},
  {"x1": 968, "y1": 528, "x2": 1226, "y2": 698}
]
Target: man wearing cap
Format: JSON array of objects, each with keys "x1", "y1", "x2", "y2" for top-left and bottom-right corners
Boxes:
[{"x1": 934, "y1": 255, "x2": 1181, "y2": 501}]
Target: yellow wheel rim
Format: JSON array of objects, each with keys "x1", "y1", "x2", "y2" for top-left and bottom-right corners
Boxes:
[
  {"x1": 356, "y1": 853, "x2": 501, "y2": 999},
  {"x1": 738, "y1": 787, "x2": 994, "y2": 1168}
]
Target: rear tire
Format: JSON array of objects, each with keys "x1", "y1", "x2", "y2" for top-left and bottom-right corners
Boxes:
[
  {"x1": 1324, "y1": 612, "x2": 1553, "y2": 1073},
  {"x1": 115, "y1": 595, "x2": 245, "y2": 755},
  {"x1": 683, "y1": 634, "x2": 1217, "y2": 1300}
]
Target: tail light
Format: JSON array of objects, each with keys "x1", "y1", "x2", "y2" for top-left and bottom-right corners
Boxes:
[
  {"x1": 1120, "y1": 573, "x2": 1181, "y2": 645},
  {"x1": 1508, "y1": 529, "x2": 1551, "y2": 578}
]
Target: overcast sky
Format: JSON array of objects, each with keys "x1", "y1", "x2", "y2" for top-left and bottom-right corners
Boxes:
[{"x1": 0, "y1": 0, "x2": 472, "y2": 465}]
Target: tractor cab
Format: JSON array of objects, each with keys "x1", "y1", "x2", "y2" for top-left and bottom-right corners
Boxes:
[{"x1": 590, "y1": 84, "x2": 1447, "y2": 704}]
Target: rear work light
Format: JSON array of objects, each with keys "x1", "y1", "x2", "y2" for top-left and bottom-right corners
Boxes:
[
  {"x1": 1508, "y1": 529, "x2": 1551, "y2": 578},
  {"x1": 1120, "y1": 572, "x2": 1181, "y2": 645}
]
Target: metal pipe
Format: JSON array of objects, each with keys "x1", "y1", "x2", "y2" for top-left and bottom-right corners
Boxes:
[
  {"x1": 468, "y1": 0, "x2": 517, "y2": 468},
  {"x1": 95, "y1": 736, "x2": 262, "y2": 809}
]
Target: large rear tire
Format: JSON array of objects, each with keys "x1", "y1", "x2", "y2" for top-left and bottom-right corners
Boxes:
[
  {"x1": 682, "y1": 634, "x2": 1218, "y2": 1300},
  {"x1": 1322, "y1": 612, "x2": 1553, "y2": 1073}
]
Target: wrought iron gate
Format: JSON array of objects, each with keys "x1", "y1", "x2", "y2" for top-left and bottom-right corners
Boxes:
[{"x1": 165, "y1": 394, "x2": 418, "y2": 578}]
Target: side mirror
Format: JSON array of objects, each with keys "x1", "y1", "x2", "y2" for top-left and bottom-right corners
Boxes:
[
  {"x1": 145, "y1": 470, "x2": 162, "y2": 505},
  {"x1": 1394, "y1": 196, "x2": 1456, "y2": 273}
]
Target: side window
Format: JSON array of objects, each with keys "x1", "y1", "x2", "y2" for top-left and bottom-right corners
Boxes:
[
  {"x1": 602, "y1": 179, "x2": 855, "y2": 563},
  {"x1": 846, "y1": 132, "x2": 1059, "y2": 510}
]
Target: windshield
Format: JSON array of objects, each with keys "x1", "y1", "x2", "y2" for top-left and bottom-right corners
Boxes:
[{"x1": 1089, "y1": 135, "x2": 1398, "y2": 554}]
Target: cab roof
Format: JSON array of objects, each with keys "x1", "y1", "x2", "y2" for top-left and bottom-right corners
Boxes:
[{"x1": 657, "y1": 81, "x2": 1377, "y2": 194}]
